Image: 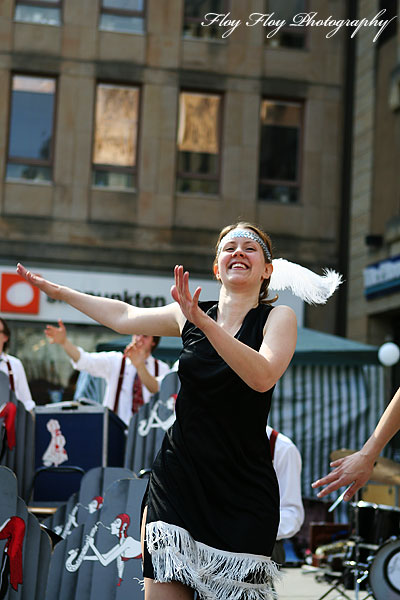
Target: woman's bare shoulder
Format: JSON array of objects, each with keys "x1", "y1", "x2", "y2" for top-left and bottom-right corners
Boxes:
[
  {"x1": 263, "y1": 304, "x2": 297, "y2": 335},
  {"x1": 269, "y1": 304, "x2": 297, "y2": 320}
]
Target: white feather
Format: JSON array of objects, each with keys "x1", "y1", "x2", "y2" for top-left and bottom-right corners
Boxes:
[{"x1": 269, "y1": 258, "x2": 343, "y2": 305}]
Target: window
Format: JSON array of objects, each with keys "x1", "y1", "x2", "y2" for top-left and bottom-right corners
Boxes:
[
  {"x1": 265, "y1": 0, "x2": 307, "y2": 49},
  {"x1": 92, "y1": 83, "x2": 140, "y2": 189},
  {"x1": 99, "y1": 0, "x2": 145, "y2": 34},
  {"x1": 6, "y1": 75, "x2": 56, "y2": 183},
  {"x1": 177, "y1": 92, "x2": 221, "y2": 195},
  {"x1": 258, "y1": 100, "x2": 302, "y2": 203},
  {"x1": 183, "y1": 0, "x2": 228, "y2": 39},
  {"x1": 14, "y1": 0, "x2": 62, "y2": 26}
]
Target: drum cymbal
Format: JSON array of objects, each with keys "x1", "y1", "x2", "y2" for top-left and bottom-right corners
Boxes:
[{"x1": 330, "y1": 449, "x2": 400, "y2": 486}]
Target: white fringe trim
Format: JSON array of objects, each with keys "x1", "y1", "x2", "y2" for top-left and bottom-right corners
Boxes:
[{"x1": 146, "y1": 520, "x2": 280, "y2": 600}]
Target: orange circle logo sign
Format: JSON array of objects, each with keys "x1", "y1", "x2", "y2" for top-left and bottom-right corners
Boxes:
[{"x1": 1, "y1": 273, "x2": 40, "y2": 314}]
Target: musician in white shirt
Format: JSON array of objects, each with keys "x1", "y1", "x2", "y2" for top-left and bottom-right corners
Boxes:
[
  {"x1": 0, "y1": 317, "x2": 34, "y2": 410},
  {"x1": 45, "y1": 320, "x2": 169, "y2": 426},
  {"x1": 267, "y1": 425, "x2": 304, "y2": 563}
]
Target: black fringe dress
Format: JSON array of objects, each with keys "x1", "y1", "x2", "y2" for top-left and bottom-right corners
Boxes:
[{"x1": 143, "y1": 301, "x2": 280, "y2": 599}]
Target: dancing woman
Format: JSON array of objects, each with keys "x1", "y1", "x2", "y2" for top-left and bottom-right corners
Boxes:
[{"x1": 18, "y1": 222, "x2": 340, "y2": 600}]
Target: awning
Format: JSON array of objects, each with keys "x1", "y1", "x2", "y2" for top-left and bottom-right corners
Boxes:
[{"x1": 292, "y1": 328, "x2": 379, "y2": 366}]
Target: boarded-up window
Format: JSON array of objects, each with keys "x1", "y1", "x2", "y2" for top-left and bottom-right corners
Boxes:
[
  {"x1": 92, "y1": 84, "x2": 139, "y2": 189},
  {"x1": 177, "y1": 92, "x2": 221, "y2": 195}
]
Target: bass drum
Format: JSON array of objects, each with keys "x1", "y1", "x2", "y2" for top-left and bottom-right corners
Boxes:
[
  {"x1": 349, "y1": 501, "x2": 400, "y2": 545},
  {"x1": 369, "y1": 538, "x2": 400, "y2": 600}
]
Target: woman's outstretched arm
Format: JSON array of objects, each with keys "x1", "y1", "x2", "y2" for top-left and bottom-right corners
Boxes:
[
  {"x1": 17, "y1": 264, "x2": 183, "y2": 337},
  {"x1": 312, "y1": 387, "x2": 400, "y2": 500}
]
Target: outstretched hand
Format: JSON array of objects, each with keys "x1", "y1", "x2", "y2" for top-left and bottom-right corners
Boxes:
[
  {"x1": 17, "y1": 263, "x2": 62, "y2": 300},
  {"x1": 311, "y1": 451, "x2": 376, "y2": 501},
  {"x1": 124, "y1": 338, "x2": 147, "y2": 367},
  {"x1": 171, "y1": 265, "x2": 206, "y2": 329},
  {"x1": 45, "y1": 319, "x2": 67, "y2": 345}
]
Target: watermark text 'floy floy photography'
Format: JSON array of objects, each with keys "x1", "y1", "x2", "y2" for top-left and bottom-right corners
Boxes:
[{"x1": 201, "y1": 9, "x2": 397, "y2": 43}]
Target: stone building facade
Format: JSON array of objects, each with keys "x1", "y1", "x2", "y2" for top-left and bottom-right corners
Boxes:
[
  {"x1": 347, "y1": 0, "x2": 400, "y2": 353},
  {"x1": 0, "y1": 0, "x2": 347, "y2": 390}
]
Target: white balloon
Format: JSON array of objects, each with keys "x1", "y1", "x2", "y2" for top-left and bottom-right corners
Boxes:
[{"x1": 378, "y1": 342, "x2": 400, "y2": 367}]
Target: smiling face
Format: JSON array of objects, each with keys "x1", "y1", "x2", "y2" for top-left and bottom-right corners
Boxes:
[{"x1": 214, "y1": 228, "x2": 272, "y2": 291}]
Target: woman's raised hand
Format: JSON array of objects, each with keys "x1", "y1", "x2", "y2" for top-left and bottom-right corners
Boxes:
[
  {"x1": 124, "y1": 338, "x2": 146, "y2": 367},
  {"x1": 311, "y1": 451, "x2": 376, "y2": 501},
  {"x1": 45, "y1": 319, "x2": 67, "y2": 345},
  {"x1": 171, "y1": 265, "x2": 205, "y2": 328},
  {"x1": 17, "y1": 263, "x2": 62, "y2": 300}
]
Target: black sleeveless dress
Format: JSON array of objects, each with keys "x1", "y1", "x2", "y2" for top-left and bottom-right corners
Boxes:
[{"x1": 144, "y1": 301, "x2": 280, "y2": 599}]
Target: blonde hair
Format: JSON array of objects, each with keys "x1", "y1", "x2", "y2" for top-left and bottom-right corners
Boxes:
[{"x1": 214, "y1": 222, "x2": 277, "y2": 305}]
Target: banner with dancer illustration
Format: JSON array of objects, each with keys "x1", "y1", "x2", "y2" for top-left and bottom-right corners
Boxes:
[
  {"x1": 46, "y1": 477, "x2": 147, "y2": 600},
  {"x1": 0, "y1": 466, "x2": 51, "y2": 600}
]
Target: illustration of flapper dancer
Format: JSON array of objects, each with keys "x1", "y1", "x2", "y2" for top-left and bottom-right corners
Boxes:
[
  {"x1": 65, "y1": 514, "x2": 141, "y2": 587},
  {"x1": 42, "y1": 419, "x2": 68, "y2": 467},
  {"x1": 54, "y1": 496, "x2": 104, "y2": 538},
  {"x1": 138, "y1": 393, "x2": 177, "y2": 437},
  {"x1": 0, "y1": 516, "x2": 25, "y2": 598},
  {"x1": 0, "y1": 401, "x2": 17, "y2": 450}
]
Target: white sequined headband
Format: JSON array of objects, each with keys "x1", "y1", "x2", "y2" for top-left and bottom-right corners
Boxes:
[
  {"x1": 217, "y1": 230, "x2": 272, "y2": 261},
  {"x1": 216, "y1": 229, "x2": 343, "y2": 305}
]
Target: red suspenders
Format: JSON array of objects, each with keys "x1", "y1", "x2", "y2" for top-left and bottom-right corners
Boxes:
[
  {"x1": 269, "y1": 428, "x2": 279, "y2": 462},
  {"x1": 114, "y1": 356, "x2": 126, "y2": 413},
  {"x1": 114, "y1": 356, "x2": 159, "y2": 413},
  {"x1": 5, "y1": 359, "x2": 15, "y2": 392}
]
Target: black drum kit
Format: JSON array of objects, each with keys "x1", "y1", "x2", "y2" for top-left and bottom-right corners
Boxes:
[{"x1": 317, "y1": 450, "x2": 400, "y2": 600}]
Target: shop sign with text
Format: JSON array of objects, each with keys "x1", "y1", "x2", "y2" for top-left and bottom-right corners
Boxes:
[{"x1": 364, "y1": 255, "x2": 400, "y2": 299}]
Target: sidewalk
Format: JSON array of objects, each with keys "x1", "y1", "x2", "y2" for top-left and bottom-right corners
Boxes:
[{"x1": 275, "y1": 567, "x2": 361, "y2": 600}]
